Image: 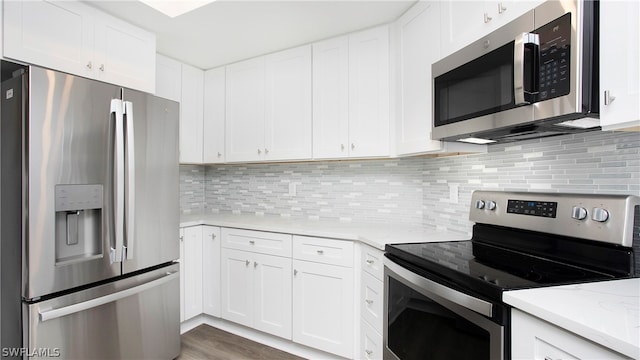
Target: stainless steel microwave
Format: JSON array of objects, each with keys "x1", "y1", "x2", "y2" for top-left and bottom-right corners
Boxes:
[{"x1": 432, "y1": 0, "x2": 599, "y2": 144}]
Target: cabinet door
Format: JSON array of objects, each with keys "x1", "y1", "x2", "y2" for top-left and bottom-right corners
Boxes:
[
  {"x1": 179, "y1": 228, "x2": 185, "y2": 322},
  {"x1": 361, "y1": 318, "x2": 383, "y2": 360},
  {"x1": 600, "y1": 0, "x2": 640, "y2": 130},
  {"x1": 225, "y1": 57, "x2": 266, "y2": 162},
  {"x1": 3, "y1": 0, "x2": 94, "y2": 78},
  {"x1": 312, "y1": 36, "x2": 350, "y2": 159},
  {"x1": 293, "y1": 260, "x2": 354, "y2": 359},
  {"x1": 183, "y1": 226, "x2": 203, "y2": 321},
  {"x1": 361, "y1": 272, "x2": 383, "y2": 335},
  {"x1": 202, "y1": 226, "x2": 221, "y2": 318},
  {"x1": 348, "y1": 25, "x2": 390, "y2": 158},
  {"x1": 265, "y1": 46, "x2": 312, "y2": 161},
  {"x1": 203, "y1": 67, "x2": 226, "y2": 163},
  {"x1": 395, "y1": 1, "x2": 444, "y2": 156},
  {"x1": 93, "y1": 13, "x2": 156, "y2": 93},
  {"x1": 180, "y1": 64, "x2": 204, "y2": 164},
  {"x1": 252, "y1": 253, "x2": 292, "y2": 339},
  {"x1": 156, "y1": 54, "x2": 182, "y2": 102},
  {"x1": 220, "y1": 248, "x2": 253, "y2": 327},
  {"x1": 440, "y1": 1, "x2": 486, "y2": 58}
]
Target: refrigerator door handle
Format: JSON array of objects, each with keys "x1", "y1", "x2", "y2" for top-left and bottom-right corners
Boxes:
[
  {"x1": 38, "y1": 271, "x2": 179, "y2": 322},
  {"x1": 123, "y1": 101, "x2": 135, "y2": 261},
  {"x1": 110, "y1": 99, "x2": 125, "y2": 264}
]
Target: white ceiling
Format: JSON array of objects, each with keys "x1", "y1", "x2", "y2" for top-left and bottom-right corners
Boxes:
[{"x1": 86, "y1": 0, "x2": 417, "y2": 70}]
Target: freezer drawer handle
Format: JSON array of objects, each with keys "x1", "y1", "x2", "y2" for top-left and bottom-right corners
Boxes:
[{"x1": 38, "y1": 271, "x2": 179, "y2": 322}]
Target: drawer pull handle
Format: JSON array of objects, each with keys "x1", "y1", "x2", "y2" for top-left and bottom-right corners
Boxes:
[
  {"x1": 317, "y1": 250, "x2": 324, "y2": 255},
  {"x1": 365, "y1": 259, "x2": 374, "y2": 265},
  {"x1": 254, "y1": 261, "x2": 258, "y2": 268},
  {"x1": 365, "y1": 299, "x2": 373, "y2": 305},
  {"x1": 245, "y1": 260, "x2": 250, "y2": 266},
  {"x1": 294, "y1": 269, "x2": 298, "y2": 276},
  {"x1": 249, "y1": 240, "x2": 255, "y2": 245},
  {"x1": 365, "y1": 350, "x2": 373, "y2": 355}
]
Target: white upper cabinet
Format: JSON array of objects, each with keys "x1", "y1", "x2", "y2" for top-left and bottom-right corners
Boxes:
[
  {"x1": 156, "y1": 54, "x2": 182, "y2": 102},
  {"x1": 226, "y1": 46, "x2": 312, "y2": 163},
  {"x1": 312, "y1": 26, "x2": 391, "y2": 160},
  {"x1": 225, "y1": 57, "x2": 266, "y2": 162},
  {"x1": 348, "y1": 25, "x2": 390, "y2": 158},
  {"x1": 180, "y1": 63, "x2": 204, "y2": 164},
  {"x1": 3, "y1": 0, "x2": 156, "y2": 93},
  {"x1": 264, "y1": 45, "x2": 312, "y2": 161},
  {"x1": 440, "y1": 1, "x2": 542, "y2": 58},
  {"x1": 394, "y1": 2, "x2": 485, "y2": 156},
  {"x1": 313, "y1": 36, "x2": 350, "y2": 159},
  {"x1": 203, "y1": 67, "x2": 226, "y2": 163},
  {"x1": 599, "y1": 0, "x2": 640, "y2": 131}
]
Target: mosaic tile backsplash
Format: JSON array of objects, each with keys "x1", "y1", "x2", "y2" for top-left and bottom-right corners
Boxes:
[{"x1": 180, "y1": 131, "x2": 640, "y2": 235}]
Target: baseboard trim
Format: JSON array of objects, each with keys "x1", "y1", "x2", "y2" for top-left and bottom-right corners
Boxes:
[{"x1": 180, "y1": 314, "x2": 346, "y2": 360}]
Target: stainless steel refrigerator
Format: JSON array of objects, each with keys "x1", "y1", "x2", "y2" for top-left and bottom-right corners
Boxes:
[{"x1": 0, "y1": 60, "x2": 180, "y2": 359}]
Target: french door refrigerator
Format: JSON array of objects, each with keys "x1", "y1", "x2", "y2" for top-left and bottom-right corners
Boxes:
[{"x1": 0, "y1": 61, "x2": 180, "y2": 359}]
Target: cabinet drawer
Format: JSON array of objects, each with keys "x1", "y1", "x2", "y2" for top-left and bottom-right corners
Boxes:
[
  {"x1": 292, "y1": 235, "x2": 354, "y2": 267},
  {"x1": 221, "y1": 228, "x2": 292, "y2": 257},
  {"x1": 361, "y1": 245, "x2": 384, "y2": 281},
  {"x1": 361, "y1": 271, "x2": 383, "y2": 335},
  {"x1": 360, "y1": 318, "x2": 383, "y2": 360}
]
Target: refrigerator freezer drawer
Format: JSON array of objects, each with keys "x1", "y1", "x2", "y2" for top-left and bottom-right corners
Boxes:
[{"x1": 24, "y1": 264, "x2": 180, "y2": 359}]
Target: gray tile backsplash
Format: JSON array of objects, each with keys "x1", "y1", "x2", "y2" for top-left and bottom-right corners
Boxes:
[{"x1": 181, "y1": 131, "x2": 640, "y2": 234}]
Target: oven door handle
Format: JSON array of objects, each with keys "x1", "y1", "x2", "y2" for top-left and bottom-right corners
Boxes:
[
  {"x1": 514, "y1": 32, "x2": 540, "y2": 105},
  {"x1": 384, "y1": 257, "x2": 493, "y2": 318}
]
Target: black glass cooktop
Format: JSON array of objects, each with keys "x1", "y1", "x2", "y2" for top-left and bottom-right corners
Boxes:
[{"x1": 385, "y1": 239, "x2": 617, "y2": 301}]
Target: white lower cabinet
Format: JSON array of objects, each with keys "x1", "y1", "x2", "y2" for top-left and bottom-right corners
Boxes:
[
  {"x1": 511, "y1": 309, "x2": 631, "y2": 360},
  {"x1": 361, "y1": 318, "x2": 383, "y2": 360},
  {"x1": 220, "y1": 231, "x2": 293, "y2": 340},
  {"x1": 292, "y1": 259, "x2": 354, "y2": 359},
  {"x1": 359, "y1": 244, "x2": 385, "y2": 360},
  {"x1": 202, "y1": 226, "x2": 221, "y2": 317},
  {"x1": 181, "y1": 226, "x2": 204, "y2": 321}
]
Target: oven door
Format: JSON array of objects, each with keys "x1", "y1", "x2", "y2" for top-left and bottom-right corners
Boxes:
[{"x1": 383, "y1": 257, "x2": 503, "y2": 360}]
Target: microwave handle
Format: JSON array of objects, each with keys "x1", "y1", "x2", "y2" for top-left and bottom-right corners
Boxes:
[{"x1": 514, "y1": 32, "x2": 540, "y2": 105}]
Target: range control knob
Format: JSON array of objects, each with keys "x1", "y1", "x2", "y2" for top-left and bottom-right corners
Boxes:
[
  {"x1": 592, "y1": 207, "x2": 610, "y2": 222},
  {"x1": 571, "y1": 206, "x2": 588, "y2": 220},
  {"x1": 486, "y1": 201, "x2": 497, "y2": 211},
  {"x1": 475, "y1": 200, "x2": 485, "y2": 209}
]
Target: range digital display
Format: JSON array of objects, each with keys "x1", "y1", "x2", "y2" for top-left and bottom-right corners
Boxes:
[{"x1": 507, "y1": 199, "x2": 557, "y2": 218}]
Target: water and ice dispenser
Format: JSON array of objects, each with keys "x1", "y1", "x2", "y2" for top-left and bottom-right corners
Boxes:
[{"x1": 55, "y1": 184, "x2": 103, "y2": 265}]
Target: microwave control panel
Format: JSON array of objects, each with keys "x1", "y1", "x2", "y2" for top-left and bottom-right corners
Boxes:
[{"x1": 536, "y1": 13, "x2": 571, "y2": 102}]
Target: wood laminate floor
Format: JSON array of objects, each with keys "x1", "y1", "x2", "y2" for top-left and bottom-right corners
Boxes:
[{"x1": 177, "y1": 325, "x2": 306, "y2": 360}]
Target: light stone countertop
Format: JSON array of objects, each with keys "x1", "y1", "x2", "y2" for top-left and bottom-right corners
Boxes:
[
  {"x1": 503, "y1": 278, "x2": 640, "y2": 359},
  {"x1": 179, "y1": 211, "x2": 468, "y2": 250}
]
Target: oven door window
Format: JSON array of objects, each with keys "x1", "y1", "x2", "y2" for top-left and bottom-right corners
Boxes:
[
  {"x1": 434, "y1": 42, "x2": 516, "y2": 127},
  {"x1": 387, "y1": 276, "x2": 492, "y2": 360}
]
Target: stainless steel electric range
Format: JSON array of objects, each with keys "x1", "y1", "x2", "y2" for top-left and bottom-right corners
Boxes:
[{"x1": 383, "y1": 191, "x2": 639, "y2": 360}]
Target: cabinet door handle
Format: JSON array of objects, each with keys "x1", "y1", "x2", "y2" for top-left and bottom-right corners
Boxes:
[
  {"x1": 604, "y1": 90, "x2": 616, "y2": 105},
  {"x1": 498, "y1": 3, "x2": 507, "y2": 14},
  {"x1": 365, "y1": 349, "x2": 373, "y2": 355},
  {"x1": 264, "y1": 148, "x2": 269, "y2": 154},
  {"x1": 316, "y1": 249, "x2": 324, "y2": 255},
  {"x1": 249, "y1": 240, "x2": 255, "y2": 245},
  {"x1": 245, "y1": 260, "x2": 250, "y2": 266},
  {"x1": 217, "y1": 152, "x2": 222, "y2": 157},
  {"x1": 179, "y1": 235, "x2": 183, "y2": 242},
  {"x1": 99, "y1": 64, "x2": 105, "y2": 72},
  {"x1": 294, "y1": 269, "x2": 298, "y2": 276},
  {"x1": 351, "y1": 143, "x2": 355, "y2": 150},
  {"x1": 86, "y1": 61, "x2": 93, "y2": 70},
  {"x1": 365, "y1": 259, "x2": 374, "y2": 265},
  {"x1": 254, "y1": 261, "x2": 258, "y2": 268},
  {"x1": 211, "y1": 233, "x2": 216, "y2": 240},
  {"x1": 341, "y1": 144, "x2": 345, "y2": 151},
  {"x1": 365, "y1": 299, "x2": 374, "y2": 305},
  {"x1": 257, "y1": 148, "x2": 262, "y2": 154},
  {"x1": 484, "y1": 13, "x2": 492, "y2": 23}
]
